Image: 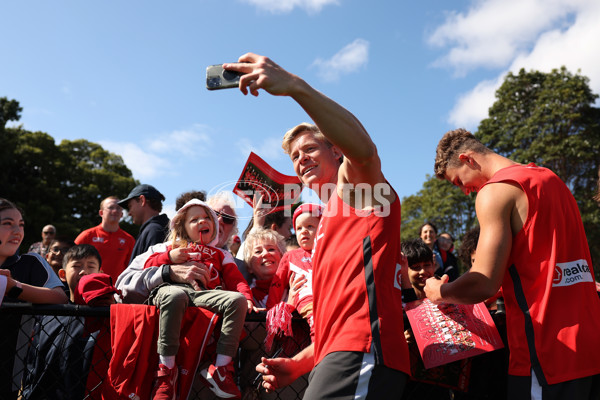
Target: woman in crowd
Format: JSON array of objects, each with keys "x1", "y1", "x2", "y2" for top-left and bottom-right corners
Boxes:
[
  {"x1": 240, "y1": 228, "x2": 287, "y2": 398},
  {"x1": 243, "y1": 228, "x2": 287, "y2": 308},
  {"x1": 419, "y1": 221, "x2": 458, "y2": 282},
  {"x1": 0, "y1": 198, "x2": 67, "y2": 303}
]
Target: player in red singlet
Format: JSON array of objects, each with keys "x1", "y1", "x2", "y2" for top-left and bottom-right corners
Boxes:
[
  {"x1": 425, "y1": 128, "x2": 600, "y2": 399},
  {"x1": 225, "y1": 54, "x2": 411, "y2": 399}
]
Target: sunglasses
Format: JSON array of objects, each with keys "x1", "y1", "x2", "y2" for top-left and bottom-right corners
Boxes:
[
  {"x1": 43, "y1": 231, "x2": 56, "y2": 235},
  {"x1": 50, "y1": 246, "x2": 70, "y2": 255},
  {"x1": 216, "y1": 211, "x2": 236, "y2": 225}
]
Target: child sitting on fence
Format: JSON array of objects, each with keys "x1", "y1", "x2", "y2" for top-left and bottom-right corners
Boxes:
[{"x1": 143, "y1": 198, "x2": 254, "y2": 399}]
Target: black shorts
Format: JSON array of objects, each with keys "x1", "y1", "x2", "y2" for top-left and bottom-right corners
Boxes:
[
  {"x1": 508, "y1": 372, "x2": 600, "y2": 400},
  {"x1": 303, "y1": 350, "x2": 408, "y2": 400}
]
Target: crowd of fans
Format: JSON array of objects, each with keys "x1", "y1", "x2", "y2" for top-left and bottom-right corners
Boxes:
[
  {"x1": 0, "y1": 188, "x2": 321, "y2": 399},
  {"x1": 0, "y1": 187, "x2": 503, "y2": 399},
  {"x1": 3, "y1": 52, "x2": 600, "y2": 400}
]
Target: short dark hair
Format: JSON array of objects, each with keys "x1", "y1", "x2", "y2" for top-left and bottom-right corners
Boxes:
[
  {"x1": 175, "y1": 190, "x2": 207, "y2": 211},
  {"x1": 402, "y1": 239, "x2": 433, "y2": 267},
  {"x1": 242, "y1": 210, "x2": 290, "y2": 240},
  {"x1": 419, "y1": 221, "x2": 438, "y2": 236},
  {"x1": 62, "y1": 244, "x2": 102, "y2": 268},
  {"x1": 458, "y1": 226, "x2": 480, "y2": 268},
  {"x1": 265, "y1": 210, "x2": 289, "y2": 230},
  {"x1": 434, "y1": 128, "x2": 492, "y2": 179},
  {"x1": 440, "y1": 232, "x2": 454, "y2": 241},
  {"x1": 49, "y1": 237, "x2": 74, "y2": 249},
  {"x1": 145, "y1": 197, "x2": 163, "y2": 213}
]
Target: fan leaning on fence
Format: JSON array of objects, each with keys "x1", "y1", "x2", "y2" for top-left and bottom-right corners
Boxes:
[{"x1": 0, "y1": 198, "x2": 67, "y2": 304}]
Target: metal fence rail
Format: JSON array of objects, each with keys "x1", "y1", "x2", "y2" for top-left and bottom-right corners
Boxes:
[
  {"x1": 0, "y1": 303, "x2": 310, "y2": 400},
  {"x1": 0, "y1": 303, "x2": 508, "y2": 400}
]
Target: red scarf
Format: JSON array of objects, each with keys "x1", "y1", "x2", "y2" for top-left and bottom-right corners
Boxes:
[{"x1": 251, "y1": 278, "x2": 272, "y2": 306}]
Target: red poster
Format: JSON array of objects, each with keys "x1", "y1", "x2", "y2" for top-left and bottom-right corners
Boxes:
[
  {"x1": 405, "y1": 299, "x2": 504, "y2": 369},
  {"x1": 233, "y1": 152, "x2": 303, "y2": 212}
]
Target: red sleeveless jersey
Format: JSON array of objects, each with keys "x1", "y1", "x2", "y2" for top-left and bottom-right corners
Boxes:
[
  {"x1": 483, "y1": 163, "x2": 600, "y2": 384},
  {"x1": 311, "y1": 190, "x2": 410, "y2": 374}
]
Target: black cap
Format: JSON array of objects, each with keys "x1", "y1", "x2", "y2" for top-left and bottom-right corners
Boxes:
[{"x1": 118, "y1": 184, "x2": 165, "y2": 208}]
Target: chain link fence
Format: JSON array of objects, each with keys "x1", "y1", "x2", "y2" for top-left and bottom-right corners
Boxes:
[{"x1": 0, "y1": 303, "x2": 507, "y2": 400}]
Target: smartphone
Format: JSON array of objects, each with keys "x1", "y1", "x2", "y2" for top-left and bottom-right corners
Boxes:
[
  {"x1": 206, "y1": 64, "x2": 243, "y2": 90},
  {"x1": 252, "y1": 347, "x2": 284, "y2": 392}
]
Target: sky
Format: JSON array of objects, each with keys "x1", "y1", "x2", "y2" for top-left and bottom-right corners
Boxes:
[{"x1": 2, "y1": 0, "x2": 600, "y2": 226}]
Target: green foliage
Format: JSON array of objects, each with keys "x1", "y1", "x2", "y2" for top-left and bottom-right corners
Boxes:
[
  {"x1": 477, "y1": 66, "x2": 600, "y2": 273},
  {"x1": 402, "y1": 66, "x2": 600, "y2": 276},
  {"x1": 401, "y1": 175, "x2": 476, "y2": 242},
  {"x1": 0, "y1": 96, "x2": 22, "y2": 129},
  {"x1": 0, "y1": 99, "x2": 139, "y2": 250}
]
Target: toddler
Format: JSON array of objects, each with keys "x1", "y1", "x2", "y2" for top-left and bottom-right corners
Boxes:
[
  {"x1": 265, "y1": 203, "x2": 323, "y2": 351},
  {"x1": 144, "y1": 199, "x2": 253, "y2": 399}
]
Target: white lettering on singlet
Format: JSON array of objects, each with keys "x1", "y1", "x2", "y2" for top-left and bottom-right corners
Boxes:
[{"x1": 552, "y1": 259, "x2": 593, "y2": 287}]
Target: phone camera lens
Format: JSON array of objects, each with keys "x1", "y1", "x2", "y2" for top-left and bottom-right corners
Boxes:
[
  {"x1": 222, "y1": 70, "x2": 239, "y2": 81},
  {"x1": 207, "y1": 77, "x2": 221, "y2": 88}
]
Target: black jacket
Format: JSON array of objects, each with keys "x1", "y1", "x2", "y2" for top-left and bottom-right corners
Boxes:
[
  {"x1": 129, "y1": 213, "x2": 170, "y2": 263},
  {"x1": 21, "y1": 314, "x2": 96, "y2": 400}
]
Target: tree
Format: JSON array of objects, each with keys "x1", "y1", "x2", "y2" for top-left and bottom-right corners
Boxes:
[
  {"x1": 401, "y1": 66, "x2": 600, "y2": 275},
  {"x1": 2, "y1": 128, "x2": 73, "y2": 246},
  {"x1": 477, "y1": 67, "x2": 600, "y2": 271},
  {"x1": 401, "y1": 175, "x2": 476, "y2": 243},
  {"x1": 58, "y1": 139, "x2": 139, "y2": 235},
  {"x1": 0, "y1": 96, "x2": 22, "y2": 130},
  {"x1": 0, "y1": 99, "x2": 139, "y2": 250}
]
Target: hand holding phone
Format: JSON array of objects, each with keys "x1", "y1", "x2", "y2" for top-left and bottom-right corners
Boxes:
[
  {"x1": 253, "y1": 347, "x2": 284, "y2": 393},
  {"x1": 206, "y1": 64, "x2": 244, "y2": 90}
]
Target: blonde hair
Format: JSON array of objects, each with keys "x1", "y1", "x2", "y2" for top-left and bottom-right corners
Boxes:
[
  {"x1": 243, "y1": 228, "x2": 287, "y2": 265},
  {"x1": 167, "y1": 203, "x2": 216, "y2": 249},
  {"x1": 281, "y1": 123, "x2": 333, "y2": 155}
]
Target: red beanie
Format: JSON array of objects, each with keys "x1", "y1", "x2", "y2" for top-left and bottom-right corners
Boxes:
[
  {"x1": 292, "y1": 203, "x2": 324, "y2": 229},
  {"x1": 75, "y1": 273, "x2": 121, "y2": 305}
]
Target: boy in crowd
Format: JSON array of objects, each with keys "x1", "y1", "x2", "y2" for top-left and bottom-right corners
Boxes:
[
  {"x1": 401, "y1": 239, "x2": 437, "y2": 303},
  {"x1": 22, "y1": 244, "x2": 112, "y2": 400},
  {"x1": 58, "y1": 244, "x2": 102, "y2": 303}
]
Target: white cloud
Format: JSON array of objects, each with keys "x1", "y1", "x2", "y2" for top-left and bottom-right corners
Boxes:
[
  {"x1": 235, "y1": 136, "x2": 284, "y2": 160},
  {"x1": 100, "y1": 124, "x2": 214, "y2": 181},
  {"x1": 428, "y1": 0, "x2": 585, "y2": 75},
  {"x1": 441, "y1": 0, "x2": 600, "y2": 129},
  {"x1": 147, "y1": 124, "x2": 212, "y2": 157},
  {"x1": 311, "y1": 39, "x2": 369, "y2": 83},
  {"x1": 241, "y1": 0, "x2": 339, "y2": 14},
  {"x1": 508, "y1": 1, "x2": 600, "y2": 91},
  {"x1": 100, "y1": 141, "x2": 172, "y2": 180},
  {"x1": 162, "y1": 202, "x2": 177, "y2": 220},
  {"x1": 448, "y1": 77, "x2": 501, "y2": 130}
]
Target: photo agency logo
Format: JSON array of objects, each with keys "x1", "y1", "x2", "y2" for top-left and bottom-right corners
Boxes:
[
  {"x1": 306, "y1": 183, "x2": 394, "y2": 218},
  {"x1": 207, "y1": 180, "x2": 302, "y2": 222},
  {"x1": 207, "y1": 181, "x2": 394, "y2": 221}
]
